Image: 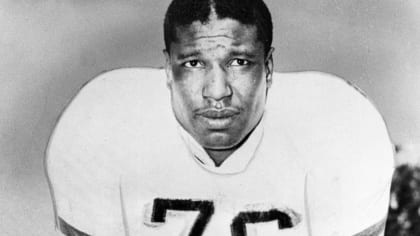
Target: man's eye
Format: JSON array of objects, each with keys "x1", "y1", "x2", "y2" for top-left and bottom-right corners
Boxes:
[
  {"x1": 229, "y1": 59, "x2": 250, "y2": 66},
  {"x1": 183, "y1": 60, "x2": 204, "y2": 68}
]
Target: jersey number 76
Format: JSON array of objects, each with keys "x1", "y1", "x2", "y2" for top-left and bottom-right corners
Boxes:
[{"x1": 151, "y1": 198, "x2": 294, "y2": 236}]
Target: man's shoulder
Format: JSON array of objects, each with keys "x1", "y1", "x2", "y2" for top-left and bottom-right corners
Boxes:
[
  {"x1": 54, "y1": 67, "x2": 169, "y2": 123},
  {"x1": 270, "y1": 71, "x2": 370, "y2": 109},
  {"x1": 268, "y1": 70, "x2": 386, "y2": 137},
  {"x1": 46, "y1": 67, "x2": 173, "y2": 179},
  {"x1": 268, "y1": 71, "x2": 383, "y2": 135},
  {"x1": 267, "y1": 71, "x2": 394, "y2": 171},
  {"x1": 72, "y1": 67, "x2": 168, "y2": 105}
]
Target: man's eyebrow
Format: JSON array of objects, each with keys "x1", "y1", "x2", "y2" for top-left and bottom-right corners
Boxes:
[
  {"x1": 175, "y1": 49, "x2": 260, "y2": 60},
  {"x1": 194, "y1": 34, "x2": 234, "y2": 39},
  {"x1": 228, "y1": 50, "x2": 260, "y2": 58},
  {"x1": 176, "y1": 51, "x2": 201, "y2": 60}
]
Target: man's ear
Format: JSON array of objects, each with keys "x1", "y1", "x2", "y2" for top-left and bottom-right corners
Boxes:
[
  {"x1": 265, "y1": 47, "x2": 275, "y2": 88},
  {"x1": 163, "y1": 49, "x2": 173, "y2": 88}
]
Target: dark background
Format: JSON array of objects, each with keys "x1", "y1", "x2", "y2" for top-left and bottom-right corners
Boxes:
[{"x1": 1, "y1": 0, "x2": 419, "y2": 234}]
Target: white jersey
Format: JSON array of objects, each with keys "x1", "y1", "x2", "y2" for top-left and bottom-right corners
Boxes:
[{"x1": 46, "y1": 68, "x2": 394, "y2": 236}]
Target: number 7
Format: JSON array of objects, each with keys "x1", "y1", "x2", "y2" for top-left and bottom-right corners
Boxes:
[{"x1": 151, "y1": 198, "x2": 215, "y2": 236}]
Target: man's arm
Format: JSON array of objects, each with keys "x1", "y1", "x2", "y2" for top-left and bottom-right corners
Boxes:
[
  {"x1": 298, "y1": 73, "x2": 395, "y2": 236},
  {"x1": 45, "y1": 70, "x2": 135, "y2": 236}
]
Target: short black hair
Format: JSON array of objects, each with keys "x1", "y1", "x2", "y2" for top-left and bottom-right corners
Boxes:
[{"x1": 163, "y1": 0, "x2": 273, "y2": 56}]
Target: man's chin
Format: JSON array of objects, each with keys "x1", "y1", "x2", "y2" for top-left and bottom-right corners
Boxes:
[{"x1": 200, "y1": 133, "x2": 239, "y2": 150}]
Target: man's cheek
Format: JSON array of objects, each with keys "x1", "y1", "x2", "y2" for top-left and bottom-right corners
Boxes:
[
  {"x1": 176, "y1": 91, "x2": 199, "y2": 112},
  {"x1": 171, "y1": 66, "x2": 191, "y2": 82}
]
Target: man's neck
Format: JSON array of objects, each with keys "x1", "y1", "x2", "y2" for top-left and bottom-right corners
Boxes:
[
  {"x1": 204, "y1": 125, "x2": 257, "y2": 167},
  {"x1": 205, "y1": 148, "x2": 236, "y2": 167}
]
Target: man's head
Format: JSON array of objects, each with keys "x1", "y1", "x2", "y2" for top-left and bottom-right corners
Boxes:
[{"x1": 163, "y1": 0, "x2": 274, "y2": 155}]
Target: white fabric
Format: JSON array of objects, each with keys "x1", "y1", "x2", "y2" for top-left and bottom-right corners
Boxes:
[{"x1": 46, "y1": 68, "x2": 394, "y2": 236}]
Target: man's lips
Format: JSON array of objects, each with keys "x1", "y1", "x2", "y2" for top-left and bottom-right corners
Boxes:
[
  {"x1": 194, "y1": 108, "x2": 240, "y2": 129},
  {"x1": 195, "y1": 108, "x2": 240, "y2": 119}
]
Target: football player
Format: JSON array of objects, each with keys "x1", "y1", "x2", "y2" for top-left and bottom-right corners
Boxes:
[{"x1": 46, "y1": 0, "x2": 394, "y2": 235}]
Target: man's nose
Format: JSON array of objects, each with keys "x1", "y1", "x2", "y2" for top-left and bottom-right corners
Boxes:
[{"x1": 202, "y1": 66, "x2": 233, "y2": 101}]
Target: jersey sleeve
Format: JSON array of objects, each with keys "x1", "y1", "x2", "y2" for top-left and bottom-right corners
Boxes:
[
  {"x1": 294, "y1": 73, "x2": 395, "y2": 236},
  {"x1": 337, "y1": 97, "x2": 394, "y2": 236},
  {"x1": 46, "y1": 70, "x2": 129, "y2": 236}
]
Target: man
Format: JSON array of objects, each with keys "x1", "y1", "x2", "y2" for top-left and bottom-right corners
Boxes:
[{"x1": 46, "y1": 0, "x2": 394, "y2": 235}]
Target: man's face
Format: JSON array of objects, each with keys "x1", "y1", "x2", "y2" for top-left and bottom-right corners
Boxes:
[{"x1": 165, "y1": 15, "x2": 273, "y2": 150}]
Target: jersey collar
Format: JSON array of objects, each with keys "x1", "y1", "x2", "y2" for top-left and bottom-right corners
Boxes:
[{"x1": 178, "y1": 117, "x2": 265, "y2": 175}]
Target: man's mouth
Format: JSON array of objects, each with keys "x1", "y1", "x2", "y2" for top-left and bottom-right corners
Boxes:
[
  {"x1": 196, "y1": 108, "x2": 240, "y2": 119},
  {"x1": 195, "y1": 108, "x2": 240, "y2": 129}
]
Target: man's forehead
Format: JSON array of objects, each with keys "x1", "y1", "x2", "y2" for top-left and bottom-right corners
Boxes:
[{"x1": 174, "y1": 18, "x2": 259, "y2": 44}]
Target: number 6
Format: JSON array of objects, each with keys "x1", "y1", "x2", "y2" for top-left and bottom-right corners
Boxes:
[{"x1": 231, "y1": 209, "x2": 294, "y2": 236}]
